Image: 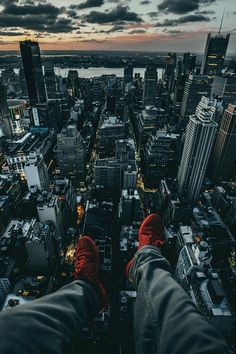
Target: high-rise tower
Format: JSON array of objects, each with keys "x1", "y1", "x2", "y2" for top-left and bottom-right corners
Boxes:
[
  {"x1": 0, "y1": 82, "x2": 13, "y2": 139},
  {"x1": 142, "y1": 63, "x2": 158, "y2": 107},
  {"x1": 57, "y1": 125, "x2": 85, "y2": 187},
  {"x1": 20, "y1": 40, "x2": 47, "y2": 105},
  {"x1": 181, "y1": 74, "x2": 210, "y2": 122},
  {"x1": 178, "y1": 97, "x2": 218, "y2": 204},
  {"x1": 201, "y1": 33, "x2": 230, "y2": 78},
  {"x1": 211, "y1": 104, "x2": 236, "y2": 180}
]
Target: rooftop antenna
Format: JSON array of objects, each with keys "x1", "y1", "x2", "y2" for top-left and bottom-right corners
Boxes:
[{"x1": 218, "y1": 8, "x2": 225, "y2": 36}]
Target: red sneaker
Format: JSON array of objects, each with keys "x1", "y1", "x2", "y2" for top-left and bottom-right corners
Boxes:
[
  {"x1": 138, "y1": 213, "x2": 165, "y2": 249},
  {"x1": 74, "y1": 236, "x2": 107, "y2": 310},
  {"x1": 126, "y1": 214, "x2": 165, "y2": 278}
]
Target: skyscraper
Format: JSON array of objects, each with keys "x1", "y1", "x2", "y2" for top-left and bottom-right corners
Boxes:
[
  {"x1": 44, "y1": 62, "x2": 57, "y2": 98},
  {"x1": 178, "y1": 96, "x2": 218, "y2": 204},
  {"x1": 181, "y1": 74, "x2": 210, "y2": 122},
  {"x1": 144, "y1": 130, "x2": 180, "y2": 184},
  {"x1": 123, "y1": 63, "x2": 133, "y2": 87},
  {"x1": 211, "y1": 75, "x2": 236, "y2": 108},
  {"x1": 25, "y1": 151, "x2": 49, "y2": 192},
  {"x1": 142, "y1": 63, "x2": 158, "y2": 107},
  {"x1": 201, "y1": 33, "x2": 230, "y2": 78},
  {"x1": 57, "y1": 125, "x2": 85, "y2": 187},
  {"x1": 20, "y1": 40, "x2": 47, "y2": 105},
  {"x1": 211, "y1": 104, "x2": 236, "y2": 180},
  {"x1": 0, "y1": 82, "x2": 13, "y2": 139},
  {"x1": 183, "y1": 53, "x2": 196, "y2": 75}
]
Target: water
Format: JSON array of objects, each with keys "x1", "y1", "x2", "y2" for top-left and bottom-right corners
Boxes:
[
  {"x1": 0, "y1": 67, "x2": 164, "y2": 79},
  {"x1": 54, "y1": 67, "x2": 164, "y2": 79}
]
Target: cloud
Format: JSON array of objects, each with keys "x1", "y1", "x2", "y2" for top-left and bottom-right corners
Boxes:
[
  {"x1": 83, "y1": 5, "x2": 142, "y2": 23},
  {"x1": 148, "y1": 12, "x2": 158, "y2": 18},
  {"x1": 158, "y1": 0, "x2": 216, "y2": 15},
  {"x1": 2, "y1": 2, "x2": 62, "y2": 16},
  {"x1": 195, "y1": 10, "x2": 215, "y2": 14},
  {"x1": 0, "y1": 31, "x2": 24, "y2": 36},
  {"x1": 156, "y1": 14, "x2": 211, "y2": 26},
  {"x1": 0, "y1": 1, "x2": 78, "y2": 33},
  {"x1": 140, "y1": 0, "x2": 150, "y2": 4},
  {"x1": 129, "y1": 29, "x2": 146, "y2": 34},
  {"x1": 70, "y1": 0, "x2": 104, "y2": 10}
]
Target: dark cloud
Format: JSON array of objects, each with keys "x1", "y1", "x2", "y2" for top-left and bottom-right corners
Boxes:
[
  {"x1": 129, "y1": 29, "x2": 146, "y2": 34},
  {"x1": 158, "y1": 0, "x2": 216, "y2": 15},
  {"x1": 0, "y1": 1, "x2": 78, "y2": 33},
  {"x1": 79, "y1": 38, "x2": 106, "y2": 43},
  {"x1": 70, "y1": 0, "x2": 104, "y2": 10},
  {"x1": 156, "y1": 14, "x2": 211, "y2": 26},
  {"x1": 66, "y1": 9, "x2": 80, "y2": 19},
  {"x1": 2, "y1": 2, "x2": 62, "y2": 16},
  {"x1": 106, "y1": 24, "x2": 125, "y2": 32},
  {"x1": 195, "y1": 10, "x2": 215, "y2": 14},
  {"x1": 140, "y1": 0, "x2": 150, "y2": 4},
  {"x1": 83, "y1": 5, "x2": 142, "y2": 23},
  {"x1": 0, "y1": 31, "x2": 24, "y2": 36},
  {"x1": 148, "y1": 12, "x2": 158, "y2": 17}
]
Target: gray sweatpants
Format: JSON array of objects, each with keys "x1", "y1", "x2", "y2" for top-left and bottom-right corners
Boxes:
[{"x1": 0, "y1": 246, "x2": 228, "y2": 354}]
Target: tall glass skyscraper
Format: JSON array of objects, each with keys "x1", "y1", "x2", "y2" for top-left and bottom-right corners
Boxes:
[
  {"x1": 200, "y1": 33, "x2": 230, "y2": 78},
  {"x1": 178, "y1": 96, "x2": 218, "y2": 204},
  {"x1": 211, "y1": 104, "x2": 236, "y2": 180},
  {"x1": 20, "y1": 40, "x2": 47, "y2": 105},
  {"x1": 181, "y1": 74, "x2": 210, "y2": 122}
]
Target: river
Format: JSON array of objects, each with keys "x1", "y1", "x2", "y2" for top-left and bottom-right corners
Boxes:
[
  {"x1": 53, "y1": 67, "x2": 164, "y2": 79},
  {"x1": 0, "y1": 67, "x2": 164, "y2": 79}
]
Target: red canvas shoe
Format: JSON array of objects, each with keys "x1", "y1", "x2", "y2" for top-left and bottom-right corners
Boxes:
[
  {"x1": 74, "y1": 236, "x2": 107, "y2": 310},
  {"x1": 126, "y1": 214, "x2": 165, "y2": 278}
]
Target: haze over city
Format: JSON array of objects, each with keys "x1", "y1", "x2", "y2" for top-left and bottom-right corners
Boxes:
[{"x1": 0, "y1": 0, "x2": 236, "y2": 52}]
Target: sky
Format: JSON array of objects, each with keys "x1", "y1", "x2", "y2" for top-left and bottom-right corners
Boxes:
[{"x1": 0, "y1": 0, "x2": 236, "y2": 53}]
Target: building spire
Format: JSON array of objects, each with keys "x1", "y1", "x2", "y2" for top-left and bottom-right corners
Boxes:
[{"x1": 219, "y1": 8, "x2": 225, "y2": 35}]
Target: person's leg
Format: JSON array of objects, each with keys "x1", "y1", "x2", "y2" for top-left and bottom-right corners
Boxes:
[
  {"x1": 0, "y1": 236, "x2": 107, "y2": 354},
  {"x1": 126, "y1": 214, "x2": 228, "y2": 354}
]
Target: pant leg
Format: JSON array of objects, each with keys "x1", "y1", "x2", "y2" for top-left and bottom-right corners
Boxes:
[
  {"x1": 0, "y1": 280, "x2": 99, "y2": 354},
  {"x1": 128, "y1": 246, "x2": 229, "y2": 354}
]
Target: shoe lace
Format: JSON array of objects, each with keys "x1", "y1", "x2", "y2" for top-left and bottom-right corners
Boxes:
[{"x1": 74, "y1": 251, "x2": 89, "y2": 276}]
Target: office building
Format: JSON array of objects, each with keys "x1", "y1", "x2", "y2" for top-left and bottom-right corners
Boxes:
[
  {"x1": 118, "y1": 189, "x2": 142, "y2": 224},
  {"x1": 7, "y1": 99, "x2": 27, "y2": 137},
  {"x1": 201, "y1": 33, "x2": 230, "y2": 78},
  {"x1": 0, "y1": 278, "x2": 10, "y2": 307},
  {"x1": 211, "y1": 75, "x2": 236, "y2": 108},
  {"x1": 211, "y1": 104, "x2": 236, "y2": 180},
  {"x1": 57, "y1": 125, "x2": 85, "y2": 187},
  {"x1": 144, "y1": 130, "x2": 180, "y2": 184},
  {"x1": 181, "y1": 74, "x2": 210, "y2": 122},
  {"x1": 25, "y1": 151, "x2": 49, "y2": 192},
  {"x1": 67, "y1": 70, "x2": 79, "y2": 97},
  {"x1": 97, "y1": 116, "x2": 126, "y2": 157},
  {"x1": 37, "y1": 192, "x2": 63, "y2": 242},
  {"x1": 183, "y1": 53, "x2": 196, "y2": 75},
  {"x1": 44, "y1": 62, "x2": 57, "y2": 98},
  {"x1": 20, "y1": 40, "x2": 46, "y2": 105},
  {"x1": 137, "y1": 106, "x2": 167, "y2": 149},
  {"x1": 124, "y1": 63, "x2": 133, "y2": 83},
  {"x1": 0, "y1": 83, "x2": 13, "y2": 139},
  {"x1": 25, "y1": 222, "x2": 58, "y2": 275},
  {"x1": 178, "y1": 96, "x2": 218, "y2": 204},
  {"x1": 142, "y1": 63, "x2": 158, "y2": 107}
]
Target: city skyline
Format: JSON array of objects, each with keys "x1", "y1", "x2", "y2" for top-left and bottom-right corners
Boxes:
[{"x1": 0, "y1": 0, "x2": 236, "y2": 53}]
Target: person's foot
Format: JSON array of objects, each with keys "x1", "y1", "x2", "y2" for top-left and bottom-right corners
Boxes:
[
  {"x1": 138, "y1": 213, "x2": 165, "y2": 249},
  {"x1": 126, "y1": 214, "x2": 165, "y2": 278},
  {"x1": 74, "y1": 236, "x2": 107, "y2": 310}
]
